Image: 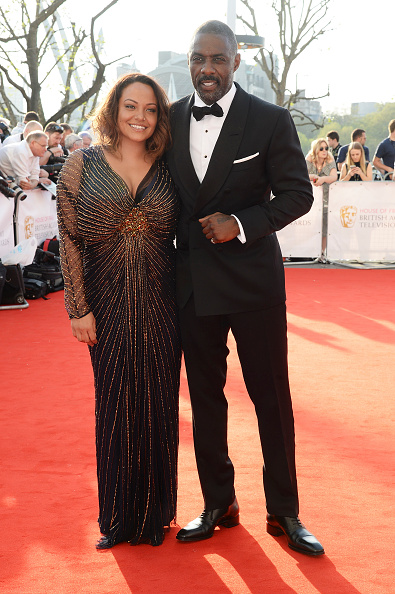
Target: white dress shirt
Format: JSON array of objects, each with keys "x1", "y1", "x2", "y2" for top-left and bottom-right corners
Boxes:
[
  {"x1": 189, "y1": 83, "x2": 246, "y2": 242},
  {"x1": 0, "y1": 139, "x2": 39, "y2": 184},
  {"x1": 2, "y1": 132, "x2": 24, "y2": 147}
]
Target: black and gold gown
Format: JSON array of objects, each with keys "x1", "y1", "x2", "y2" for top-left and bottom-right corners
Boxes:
[{"x1": 57, "y1": 146, "x2": 180, "y2": 546}]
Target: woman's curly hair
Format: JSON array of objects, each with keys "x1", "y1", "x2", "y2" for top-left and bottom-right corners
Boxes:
[{"x1": 91, "y1": 73, "x2": 171, "y2": 160}]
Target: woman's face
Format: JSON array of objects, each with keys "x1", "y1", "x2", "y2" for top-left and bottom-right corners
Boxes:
[
  {"x1": 350, "y1": 149, "x2": 361, "y2": 163},
  {"x1": 117, "y1": 82, "x2": 158, "y2": 145},
  {"x1": 317, "y1": 142, "x2": 328, "y2": 158}
]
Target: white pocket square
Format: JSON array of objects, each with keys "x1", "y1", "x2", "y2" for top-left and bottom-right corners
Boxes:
[{"x1": 233, "y1": 152, "x2": 260, "y2": 164}]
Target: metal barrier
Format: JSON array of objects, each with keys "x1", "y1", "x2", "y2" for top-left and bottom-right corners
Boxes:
[
  {"x1": 0, "y1": 188, "x2": 58, "y2": 260},
  {"x1": 2, "y1": 183, "x2": 395, "y2": 267}
]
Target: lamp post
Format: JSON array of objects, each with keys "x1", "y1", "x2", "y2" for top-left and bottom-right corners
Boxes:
[{"x1": 227, "y1": 0, "x2": 264, "y2": 50}]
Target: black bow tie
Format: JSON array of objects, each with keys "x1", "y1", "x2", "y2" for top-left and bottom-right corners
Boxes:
[{"x1": 191, "y1": 103, "x2": 224, "y2": 121}]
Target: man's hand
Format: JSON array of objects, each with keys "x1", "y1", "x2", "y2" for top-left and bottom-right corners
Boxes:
[
  {"x1": 199, "y1": 212, "x2": 240, "y2": 244},
  {"x1": 71, "y1": 312, "x2": 97, "y2": 346},
  {"x1": 50, "y1": 145, "x2": 64, "y2": 158},
  {"x1": 19, "y1": 178, "x2": 35, "y2": 190}
]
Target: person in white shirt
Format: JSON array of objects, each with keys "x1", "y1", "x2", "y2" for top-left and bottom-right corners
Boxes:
[
  {"x1": 2, "y1": 120, "x2": 43, "y2": 147},
  {"x1": 10, "y1": 110, "x2": 40, "y2": 135},
  {"x1": 167, "y1": 20, "x2": 324, "y2": 557},
  {"x1": 0, "y1": 131, "x2": 49, "y2": 190}
]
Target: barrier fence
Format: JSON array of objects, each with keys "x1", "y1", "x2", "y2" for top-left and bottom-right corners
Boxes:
[
  {"x1": 0, "y1": 182, "x2": 394, "y2": 263},
  {"x1": 0, "y1": 188, "x2": 58, "y2": 260},
  {"x1": 326, "y1": 182, "x2": 395, "y2": 262},
  {"x1": 276, "y1": 185, "x2": 323, "y2": 259}
]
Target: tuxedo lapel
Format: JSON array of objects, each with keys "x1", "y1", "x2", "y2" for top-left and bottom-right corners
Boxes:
[
  {"x1": 193, "y1": 86, "x2": 251, "y2": 215},
  {"x1": 172, "y1": 95, "x2": 200, "y2": 198}
]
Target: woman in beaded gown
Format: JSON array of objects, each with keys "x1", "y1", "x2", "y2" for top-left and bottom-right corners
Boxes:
[{"x1": 57, "y1": 74, "x2": 181, "y2": 548}]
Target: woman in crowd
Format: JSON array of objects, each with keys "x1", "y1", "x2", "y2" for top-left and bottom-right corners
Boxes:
[
  {"x1": 340, "y1": 142, "x2": 373, "y2": 181},
  {"x1": 57, "y1": 73, "x2": 181, "y2": 548},
  {"x1": 305, "y1": 138, "x2": 337, "y2": 251},
  {"x1": 305, "y1": 138, "x2": 338, "y2": 194}
]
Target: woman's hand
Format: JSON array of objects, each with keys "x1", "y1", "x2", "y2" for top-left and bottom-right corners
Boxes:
[
  {"x1": 71, "y1": 312, "x2": 97, "y2": 346},
  {"x1": 314, "y1": 177, "x2": 324, "y2": 186}
]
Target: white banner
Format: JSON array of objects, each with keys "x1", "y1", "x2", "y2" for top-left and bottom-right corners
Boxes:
[
  {"x1": 15, "y1": 189, "x2": 58, "y2": 246},
  {"x1": 276, "y1": 184, "x2": 323, "y2": 258},
  {"x1": 327, "y1": 182, "x2": 395, "y2": 261},
  {"x1": 0, "y1": 191, "x2": 15, "y2": 258}
]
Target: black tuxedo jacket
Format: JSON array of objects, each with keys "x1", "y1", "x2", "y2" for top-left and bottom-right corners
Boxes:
[{"x1": 167, "y1": 83, "x2": 313, "y2": 316}]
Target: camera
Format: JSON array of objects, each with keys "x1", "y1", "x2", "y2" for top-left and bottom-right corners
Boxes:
[
  {"x1": 8, "y1": 178, "x2": 27, "y2": 201},
  {"x1": 41, "y1": 163, "x2": 63, "y2": 174},
  {"x1": 0, "y1": 172, "x2": 16, "y2": 199},
  {"x1": 0, "y1": 171, "x2": 27, "y2": 200},
  {"x1": 41, "y1": 154, "x2": 66, "y2": 183}
]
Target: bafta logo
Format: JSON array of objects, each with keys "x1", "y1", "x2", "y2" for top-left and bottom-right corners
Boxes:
[
  {"x1": 24, "y1": 215, "x2": 35, "y2": 238},
  {"x1": 340, "y1": 206, "x2": 357, "y2": 228}
]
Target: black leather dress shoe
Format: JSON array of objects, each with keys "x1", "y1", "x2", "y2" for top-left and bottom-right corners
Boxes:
[
  {"x1": 266, "y1": 514, "x2": 325, "y2": 556},
  {"x1": 176, "y1": 497, "x2": 240, "y2": 542}
]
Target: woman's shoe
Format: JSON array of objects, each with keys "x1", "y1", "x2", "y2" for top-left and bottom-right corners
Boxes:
[{"x1": 96, "y1": 534, "x2": 115, "y2": 549}]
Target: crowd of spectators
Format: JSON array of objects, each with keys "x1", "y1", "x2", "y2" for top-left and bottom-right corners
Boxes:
[
  {"x1": 1, "y1": 109, "x2": 393, "y2": 199},
  {"x1": 325, "y1": 120, "x2": 395, "y2": 181},
  {"x1": 0, "y1": 112, "x2": 93, "y2": 195},
  {"x1": 302, "y1": 119, "x2": 394, "y2": 199}
]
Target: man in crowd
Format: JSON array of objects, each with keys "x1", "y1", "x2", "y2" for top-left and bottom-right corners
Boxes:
[
  {"x1": 78, "y1": 131, "x2": 93, "y2": 147},
  {"x1": 60, "y1": 123, "x2": 74, "y2": 155},
  {"x1": 0, "y1": 131, "x2": 50, "y2": 190},
  {"x1": 64, "y1": 133, "x2": 83, "y2": 153},
  {"x1": 373, "y1": 119, "x2": 395, "y2": 179},
  {"x1": 2, "y1": 120, "x2": 43, "y2": 146},
  {"x1": 40, "y1": 122, "x2": 65, "y2": 166},
  {"x1": 326, "y1": 131, "x2": 342, "y2": 161},
  {"x1": 167, "y1": 20, "x2": 324, "y2": 557},
  {"x1": 10, "y1": 111, "x2": 40, "y2": 135},
  {"x1": 336, "y1": 129, "x2": 369, "y2": 170}
]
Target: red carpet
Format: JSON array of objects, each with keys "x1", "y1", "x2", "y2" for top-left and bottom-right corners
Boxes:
[{"x1": 1, "y1": 269, "x2": 394, "y2": 593}]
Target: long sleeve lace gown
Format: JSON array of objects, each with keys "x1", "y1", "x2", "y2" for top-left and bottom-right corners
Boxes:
[{"x1": 57, "y1": 146, "x2": 181, "y2": 546}]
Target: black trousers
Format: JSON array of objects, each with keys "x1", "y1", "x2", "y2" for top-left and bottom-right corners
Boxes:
[{"x1": 179, "y1": 297, "x2": 299, "y2": 517}]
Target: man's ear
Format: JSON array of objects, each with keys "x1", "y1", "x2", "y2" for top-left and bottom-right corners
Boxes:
[{"x1": 234, "y1": 53, "x2": 241, "y2": 73}]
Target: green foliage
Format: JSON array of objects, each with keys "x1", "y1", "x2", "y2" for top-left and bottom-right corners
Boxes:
[
  {"x1": 299, "y1": 103, "x2": 395, "y2": 157},
  {"x1": 297, "y1": 131, "x2": 312, "y2": 156}
]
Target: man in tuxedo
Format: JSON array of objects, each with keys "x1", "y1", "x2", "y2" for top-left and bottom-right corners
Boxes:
[{"x1": 166, "y1": 20, "x2": 324, "y2": 556}]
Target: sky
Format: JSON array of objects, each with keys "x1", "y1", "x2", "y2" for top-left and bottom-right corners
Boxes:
[{"x1": 68, "y1": 0, "x2": 394, "y2": 115}]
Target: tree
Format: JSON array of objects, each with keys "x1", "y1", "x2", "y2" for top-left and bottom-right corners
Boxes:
[
  {"x1": 0, "y1": 0, "x2": 132, "y2": 126},
  {"x1": 237, "y1": 0, "x2": 332, "y2": 129},
  {"x1": 301, "y1": 102, "x2": 395, "y2": 157}
]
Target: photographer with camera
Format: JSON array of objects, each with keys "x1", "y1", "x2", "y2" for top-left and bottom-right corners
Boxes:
[
  {"x1": 0, "y1": 131, "x2": 50, "y2": 191},
  {"x1": 39, "y1": 122, "x2": 66, "y2": 183}
]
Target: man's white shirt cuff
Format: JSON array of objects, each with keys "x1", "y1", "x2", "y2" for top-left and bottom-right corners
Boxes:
[{"x1": 231, "y1": 214, "x2": 246, "y2": 244}]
